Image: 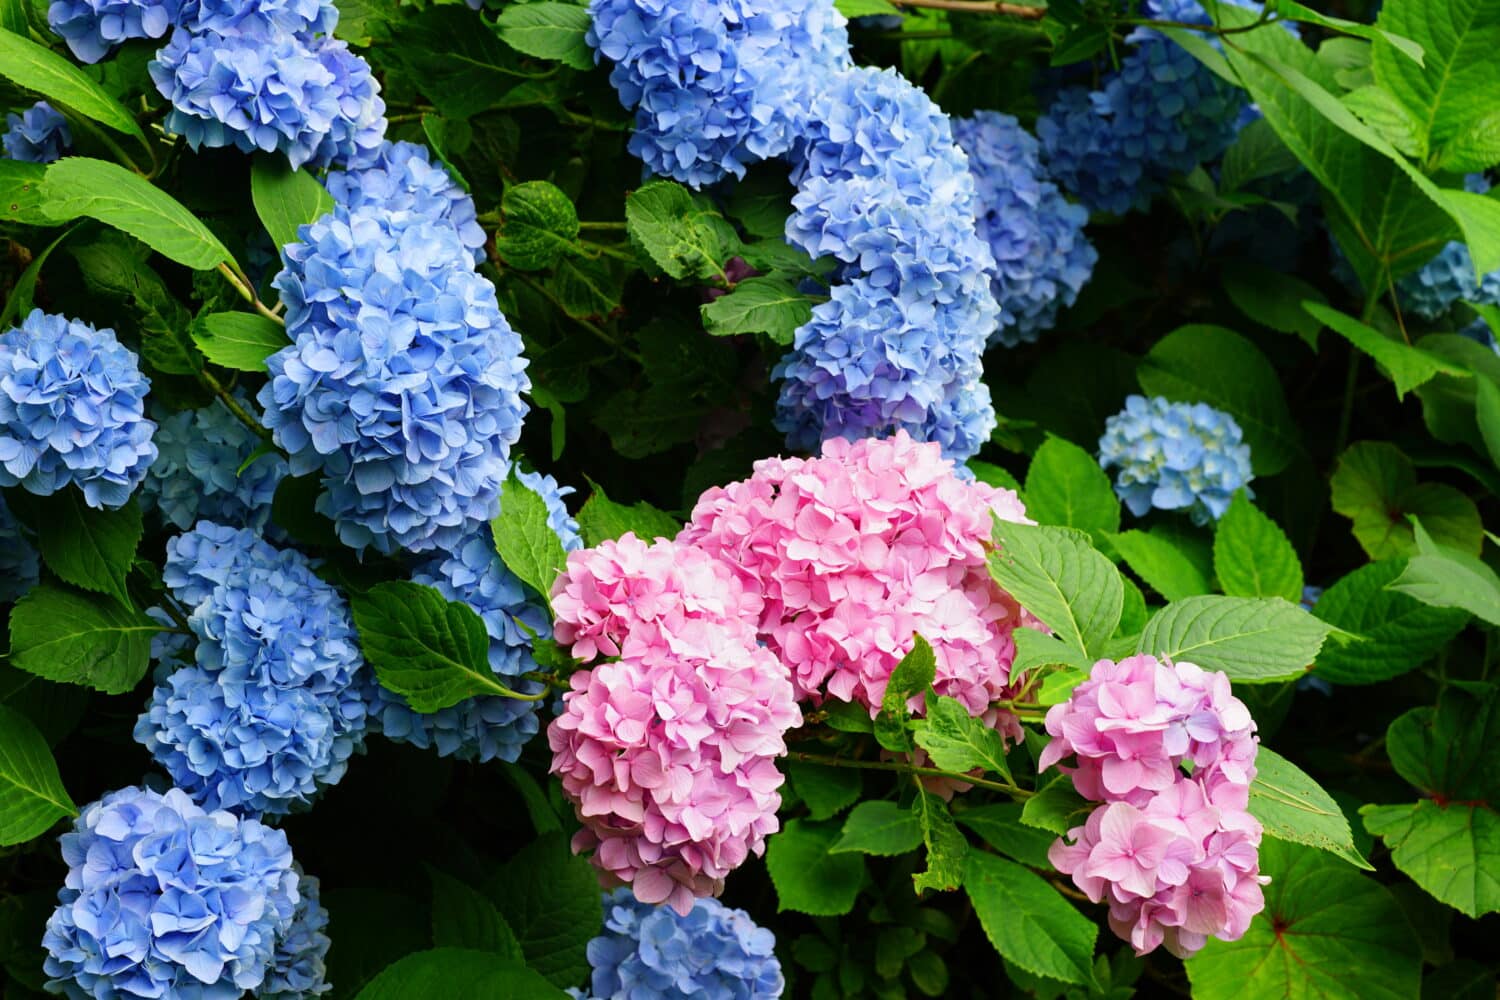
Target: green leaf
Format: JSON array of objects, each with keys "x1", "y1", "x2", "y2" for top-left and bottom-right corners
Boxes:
[
  {"x1": 249, "y1": 156, "x2": 333, "y2": 252},
  {"x1": 428, "y1": 868, "x2": 523, "y2": 960},
  {"x1": 954, "y1": 803, "x2": 1056, "y2": 868},
  {"x1": 873, "y1": 635, "x2": 936, "y2": 753},
  {"x1": 913, "y1": 694, "x2": 1012, "y2": 781},
  {"x1": 41, "y1": 159, "x2": 236, "y2": 271},
  {"x1": 1186, "y1": 839, "x2": 1422, "y2": 1000},
  {"x1": 1474, "y1": 375, "x2": 1500, "y2": 468},
  {"x1": 189, "y1": 313, "x2": 287, "y2": 372},
  {"x1": 969, "y1": 460, "x2": 1023, "y2": 495},
  {"x1": 1137, "y1": 324, "x2": 1299, "y2": 476},
  {"x1": 0, "y1": 28, "x2": 144, "y2": 142},
  {"x1": 1251, "y1": 747, "x2": 1371, "y2": 869},
  {"x1": 1020, "y1": 775, "x2": 1091, "y2": 836},
  {"x1": 67, "y1": 230, "x2": 198, "y2": 376},
  {"x1": 1370, "y1": 0, "x2": 1500, "y2": 170},
  {"x1": 911, "y1": 781, "x2": 968, "y2": 894},
  {"x1": 1137, "y1": 596, "x2": 1333, "y2": 682},
  {"x1": 1023, "y1": 435, "x2": 1120, "y2": 543},
  {"x1": 576, "y1": 481, "x2": 681, "y2": 547},
  {"x1": 7, "y1": 585, "x2": 155, "y2": 694},
  {"x1": 1305, "y1": 302, "x2": 1469, "y2": 399},
  {"x1": 1311, "y1": 559, "x2": 1468, "y2": 684},
  {"x1": 1330, "y1": 441, "x2": 1483, "y2": 559},
  {"x1": 699, "y1": 276, "x2": 812, "y2": 345},
  {"x1": 1275, "y1": 0, "x2": 1426, "y2": 62},
  {"x1": 830, "y1": 801, "x2": 923, "y2": 857},
  {"x1": 1213, "y1": 492, "x2": 1303, "y2": 603},
  {"x1": 767, "y1": 818, "x2": 866, "y2": 916},
  {"x1": 836, "y1": 0, "x2": 899, "y2": 15},
  {"x1": 350, "y1": 581, "x2": 527, "y2": 711},
  {"x1": 1109, "y1": 529, "x2": 1212, "y2": 602},
  {"x1": 784, "y1": 760, "x2": 863, "y2": 821},
  {"x1": 0, "y1": 703, "x2": 74, "y2": 846},
  {"x1": 494, "y1": 1, "x2": 593, "y2": 70},
  {"x1": 1388, "y1": 519, "x2": 1500, "y2": 626},
  {"x1": 0, "y1": 161, "x2": 53, "y2": 226},
  {"x1": 1342, "y1": 84, "x2": 1428, "y2": 159},
  {"x1": 1413, "y1": 333, "x2": 1500, "y2": 454},
  {"x1": 485, "y1": 835, "x2": 600, "y2": 989},
  {"x1": 988, "y1": 521, "x2": 1123, "y2": 661},
  {"x1": 963, "y1": 851, "x2": 1097, "y2": 986},
  {"x1": 1011, "y1": 627, "x2": 1092, "y2": 679},
  {"x1": 1222, "y1": 261, "x2": 1325, "y2": 348},
  {"x1": 1219, "y1": 118, "x2": 1301, "y2": 194},
  {"x1": 625, "y1": 180, "x2": 737, "y2": 281},
  {"x1": 33, "y1": 492, "x2": 139, "y2": 608},
  {"x1": 0, "y1": 223, "x2": 77, "y2": 328},
  {"x1": 386, "y1": 6, "x2": 528, "y2": 118},
  {"x1": 492, "y1": 471, "x2": 570, "y2": 602},
  {"x1": 495, "y1": 180, "x2": 580, "y2": 271},
  {"x1": 355, "y1": 948, "x2": 568, "y2": 1000}
]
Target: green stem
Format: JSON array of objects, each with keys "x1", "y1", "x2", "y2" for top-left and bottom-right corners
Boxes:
[
  {"x1": 199, "y1": 369, "x2": 273, "y2": 441},
  {"x1": 578, "y1": 239, "x2": 638, "y2": 265},
  {"x1": 579, "y1": 221, "x2": 627, "y2": 232},
  {"x1": 67, "y1": 113, "x2": 146, "y2": 176},
  {"x1": 788, "y1": 750, "x2": 1033, "y2": 798},
  {"x1": 216, "y1": 262, "x2": 285, "y2": 325},
  {"x1": 883, "y1": 0, "x2": 1044, "y2": 17}
]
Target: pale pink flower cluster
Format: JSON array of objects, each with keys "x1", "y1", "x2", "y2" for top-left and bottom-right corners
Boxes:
[
  {"x1": 1042, "y1": 655, "x2": 1268, "y2": 958},
  {"x1": 681, "y1": 431, "x2": 1035, "y2": 716},
  {"x1": 548, "y1": 535, "x2": 801, "y2": 916}
]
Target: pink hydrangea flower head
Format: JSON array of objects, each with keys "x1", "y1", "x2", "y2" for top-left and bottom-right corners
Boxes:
[{"x1": 681, "y1": 431, "x2": 1035, "y2": 716}]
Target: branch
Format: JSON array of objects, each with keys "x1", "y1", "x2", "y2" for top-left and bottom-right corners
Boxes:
[{"x1": 885, "y1": 0, "x2": 1045, "y2": 16}]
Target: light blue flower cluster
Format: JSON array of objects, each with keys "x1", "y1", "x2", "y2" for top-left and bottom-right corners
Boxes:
[
  {"x1": 324, "y1": 140, "x2": 486, "y2": 263},
  {"x1": 586, "y1": 0, "x2": 850, "y2": 188},
  {"x1": 1038, "y1": 0, "x2": 1254, "y2": 214},
  {"x1": 1396, "y1": 176, "x2": 1499, "y2": 320},
  {"x1": 3, "y1": 102, "x2": 71, "y2": 163},
  {"x1": 42, "y1": 785, "x2": 301, "y2": 1000},
  {"x1": 0, "y1": 309, "x2": 157, "y2": 510},
  {"x1": 142, "y1": 391, "x2": 288, "y2": 531},
  {"x1": 774, "y1": 65, "x2": 998, "y2": 461},
  {"x1": 576, "y1": 889, "x2": 784, "y2": 1000},
  {"x1": 260, "y1": 198, "x2": 530, "y2": 555},
  {"x1": 0, "y1": 492, "x2": 38, "y2": 603},
  {"x1": 262, "y1": 871, "x2": 332, "y2": 999},
  {"x1": 136, "y1": 523, "x2": 371, "y2": 817},
  {"x1": 1098, "y1": 394, "x2": 1253, "y2": 524},
  {"x1": 47, "y1": 0, "x2": 182, "y2": 62},
  {"x1": 369, "y1": 470, "x2": 581, "y2": 763},
  {"x1": 952, "y1": 110, "x2": 1097, "y2": 347}
]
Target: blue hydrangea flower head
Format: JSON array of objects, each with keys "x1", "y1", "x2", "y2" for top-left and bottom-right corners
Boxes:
[
  {"x1": 325, "y1": 140, "x2": 486, "y2": 263},
  {"x1": 180, "y1": 0, "x2": 338, "y2": 39},
  {"x1": 952, "y1": 111, "x2": 1097, "y2": 346},
  {"x1": 261, "y1": 871, "x2": 331, "y2": 999},
  {"x1": 3, "y1": 102, "x2": 71, "y2": 163},
  {"x1": 0, "y1": 492, "x2": 38, "y2": 603},
  {"x1": 0, "y1": 309, "x2": 157, "y2": 510},
  {"x1": 1098, "y1": 394, "x2": 1253, "y2": 524},
  {"x1": 1038, "y1": 0, "x2": 1253, "y2": 214},
  {"x1": 142, "y1": 390, "x2": 288, "y2": 531},
  {"x1": 150, "y1": 26, "x2": 386, "y2": 169},
  {"x1": 587, "y1": 0, "x2": 850, "y2": 187},
  {"x1": 259, "y1": 205, "x2": 531, "y2": 555},
  {"x1": 371, "y1": 470, "x2": 581, "y2": 763},
  {"x1": 42, "y1": 785, "x2": 300, "y2": 999},
  {"x1": 581, "y1": 889, "x2": 784, "y2": 1000},
  {"x1": 47, "y1": 0, "x2": 181, "y2": 62},
  {"x1": 137, "y1": 522, "x2": 371, "y2": 817}
]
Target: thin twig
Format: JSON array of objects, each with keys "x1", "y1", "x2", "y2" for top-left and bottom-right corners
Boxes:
[
  {"x1": 884, "y1": 0, "x2": 1045, "y2": 17},
  {"x1": 216, "y1": 263, "x2": 285, "y2": 326},
  {"x1": 199, "y1": 369, "x2": 274, "y2": 441},
  {"x1": 788, "y1": 750, "x2": 1033, "y2": 798}
]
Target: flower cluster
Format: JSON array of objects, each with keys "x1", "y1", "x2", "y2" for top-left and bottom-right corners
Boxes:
[
  {"x1": 135, "y1": 522, "x2": 371, "y2": 817},
  {"x1": 47, "y1": 0, "x2": 181, "y2": 62},
  {"x1": 259, "y1": 201, "x2": 530, "y2": 554},
  {"x1": 325, "y1": 140, "x2": 487, "y2": 263},
  {"x1": 262, "y1": 871, "x2": 332, "y2": 999},
  {"x1": 549, "y1": 534, "x2": 800, "y2": 915},
  {"x1": 586, "y1": 0, "x2": 850, "y2": 187},
  {"x1": 144, "y1": 0, "x2": 384, "y2": 169},
  {"x1": 577, "y1": 889, "x2": 784, "y2": 1000},
  {"x1": 682, "y1": 431, "x2": 1034, "y2": 716},
  {"x1": 1396, "y1": 176, "x2": 1500, "y2": 320},
  {"x1": 1098, "y1": 395, "x2": 1253, "y2": 524},
  {"x1": 3, "y1": 101, "x2": 71, "y2": 163},
  {"x1": 1042, "y1": 655, "x2": 1267, "y2": 958},
  {"x1": 142, "y1": 391, "x2": 288, "y2": 531},
  {"x1": 371, "y1": 471, "x2": 582, "y2": 763},
  {"x1": 952, "y1": 111, "x2": 1097, "y2": 347},
  {"x1": 775, "y1": 66, "x2": 999, "y2": 461},
  {"x1": 0, "y1": 493, "x2": 38, "y2": 604},
  {"x1": 1038, "y1": 0, "x2": 1253, "y2": 214},
  {"x1": 0, "y1": 309, "x2": 157, "y2": 510},
  {"x1": 42, "y1": 785, "x2": 302, "y2": 999}
]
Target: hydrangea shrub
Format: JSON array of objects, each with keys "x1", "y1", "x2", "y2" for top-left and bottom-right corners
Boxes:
[{"x1": 1, "y1": 0, "x2": 1494, "y2": 997}]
